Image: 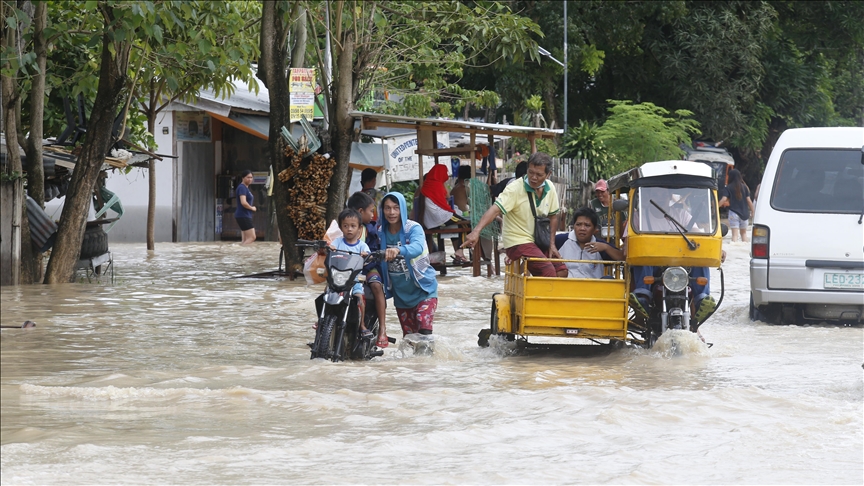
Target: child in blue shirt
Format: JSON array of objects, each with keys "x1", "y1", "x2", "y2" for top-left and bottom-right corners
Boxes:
[
  {"x1": 347, "y1": 191, "x2": 389, "y2": 348},
  {"x1": 330, "y1": 208, "x2": 372, "y2": 338}
]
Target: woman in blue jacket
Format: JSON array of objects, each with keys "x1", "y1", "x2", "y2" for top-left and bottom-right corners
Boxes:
[{"x1": 379, "y1": 192, "x2": 439, "y2": 336}]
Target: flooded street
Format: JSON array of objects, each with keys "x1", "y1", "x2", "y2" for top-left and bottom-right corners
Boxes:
[{"x1": 2, "y1": 240, "x2": 862, "y2": 484}]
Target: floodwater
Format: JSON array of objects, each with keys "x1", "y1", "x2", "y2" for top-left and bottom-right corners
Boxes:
[{"x1": 1, "y1": 241, "x2": 861, "y2": 485}]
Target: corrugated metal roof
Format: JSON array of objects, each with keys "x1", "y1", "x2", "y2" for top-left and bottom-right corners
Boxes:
[{"x1": 350, "y1": 111, "x2": 562, "y2": 138}]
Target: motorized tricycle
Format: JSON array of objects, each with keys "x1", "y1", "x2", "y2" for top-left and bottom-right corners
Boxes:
[
  {"x1": 296, "y1": 239, "x2": 394, "y2": 361},
  {"x1": 479, "y1": 160, "x2": 726, "y2": 350},
  {"x1": 611, "y1": 160, "x2": 727, "y2": 347}
]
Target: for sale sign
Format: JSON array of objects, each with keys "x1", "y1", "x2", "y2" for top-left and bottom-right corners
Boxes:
[{"x1": 289, "y1": 68, "x2": 316, "y2": 123}]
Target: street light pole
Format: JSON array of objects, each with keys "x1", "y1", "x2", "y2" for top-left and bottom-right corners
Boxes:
[
  {"x1": 563, "y1": 0, "x2": 568, "y2": 131},
  {"x1": 538, "y1": 47, "x2": 566, "y2": 130}
]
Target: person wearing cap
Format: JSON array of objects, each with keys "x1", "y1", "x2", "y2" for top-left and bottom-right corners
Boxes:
[{"x1": 589, "y1": 179, "x2": 626, "y2": 239}]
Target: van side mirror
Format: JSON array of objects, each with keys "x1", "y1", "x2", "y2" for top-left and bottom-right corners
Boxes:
[
  {"x1": 721, "y1": 223, "x2": 729, "y2": 237},
  {"x1": 612, "y1": 199, "x2": 629, "y2": 212}
]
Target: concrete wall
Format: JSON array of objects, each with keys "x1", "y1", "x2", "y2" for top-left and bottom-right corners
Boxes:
[{"x1": 104, "y1": 111, "x2": 175, "y2": 243}]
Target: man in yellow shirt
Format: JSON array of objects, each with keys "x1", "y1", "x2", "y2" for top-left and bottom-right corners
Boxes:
[{"x1": 462, "y1": 152, "x2": 567, "y2": 277}]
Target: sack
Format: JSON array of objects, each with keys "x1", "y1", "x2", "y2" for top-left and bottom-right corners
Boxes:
[
  {"x1": 527, "y1": 192, "x2": 551, "y2": 254},
  {"x1": 303, "y1": 220, "x2": 342, "y2": 285},
  {"x1": 303, "y1": 253, "x2": 327, "y2": 285}
]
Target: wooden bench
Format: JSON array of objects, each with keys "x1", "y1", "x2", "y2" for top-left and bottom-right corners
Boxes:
[{"x1": 424, "y1": 225, "x2": 500, "y2": 277}]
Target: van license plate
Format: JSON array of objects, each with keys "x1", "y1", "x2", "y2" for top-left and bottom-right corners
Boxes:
[{"x1": 823, "y1": 273, "x2": 864, "y2": 289}]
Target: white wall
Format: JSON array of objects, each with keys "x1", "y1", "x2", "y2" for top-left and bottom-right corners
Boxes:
[
  {"x1": 45, "y1": 111, "x2": 176, "y2": 243},
  {"x1": 102, "y1": 111, "x2": 175, "y2": 243}
]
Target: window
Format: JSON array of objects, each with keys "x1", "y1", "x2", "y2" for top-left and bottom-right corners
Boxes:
[
  {"x1": 772, "y1": 149, "x2": 864, "y2": 214},
  {"x1": 632, "y1": 186, "x2": 717, "y2": 234}
]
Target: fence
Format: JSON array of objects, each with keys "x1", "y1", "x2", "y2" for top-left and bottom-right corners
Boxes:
[{"x1": 550, "y1": 157, "x2": 592, "y2": 218}]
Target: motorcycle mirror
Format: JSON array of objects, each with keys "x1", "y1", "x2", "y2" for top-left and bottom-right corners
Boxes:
[
  {"x1": 721, "y1": 223, "x2": 729, "y2": 237},
  {"x1": 612, "y1": 199, "x2": 629, "y2": 212}
]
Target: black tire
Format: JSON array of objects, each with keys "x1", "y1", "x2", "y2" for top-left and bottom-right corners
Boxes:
[
  {"x1": 80, "y1": 225, "x2": 108, "y2": 259},
  {"x1": 314, "y1": 315, "x2": 338, "y2": 360}
]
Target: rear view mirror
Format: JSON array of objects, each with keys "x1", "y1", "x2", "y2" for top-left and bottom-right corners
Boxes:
[
  {"x1": 721, "y1": 223, "x2": 729, "y2": 237},
  {"x1": 612, "y1": 199, "x2": 629, "y2": 212}
]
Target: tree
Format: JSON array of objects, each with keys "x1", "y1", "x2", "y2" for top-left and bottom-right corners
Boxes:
[
  {"x1": 258, "y1": 1, "x2": 302, "y2": 272},
  {"x1": 595, "y1": 100, "x2": 700, "y2": 173},
  {"x1": 130, "y1": 0, "x2": 261, "y2": 250},
  {"x1": 259, "y1": 0, "x2": 542, "y2": 274},
  {"x1": 43, "y1": 2, "x2": 148, "y2": 283}
]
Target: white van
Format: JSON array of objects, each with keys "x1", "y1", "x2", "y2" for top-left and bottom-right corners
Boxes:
[{"x1": 749, "y1": 127, "x2": 864, "y2": 324}]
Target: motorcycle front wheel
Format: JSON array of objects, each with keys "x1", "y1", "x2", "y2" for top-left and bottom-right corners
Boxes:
[{"x1": 314, "y1": 315, "x2": 338, "y2": 360}]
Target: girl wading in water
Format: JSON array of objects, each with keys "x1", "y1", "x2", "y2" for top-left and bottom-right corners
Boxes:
[{"x1": 378, "y1": 192, "x2": 439, "y2": 337}]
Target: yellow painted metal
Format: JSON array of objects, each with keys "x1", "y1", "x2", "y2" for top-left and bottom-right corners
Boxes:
[
  {"x1": 624, "y1": 188, "x2": 724, "y2": 267},
  {"x1": 503, "y1": 259, "x2": 630, "y2": 340},
  {"x1": 493, "y1": 293, "x2": 513, "y2": 333},
  {"x1": 626, "y1": 232, "x2": 723, "y2": 267}
]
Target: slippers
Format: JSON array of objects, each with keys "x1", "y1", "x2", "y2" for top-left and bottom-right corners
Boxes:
[
  {"x1": 451, "y1": 255, "x2": 470, "y2": 265},
  {"x1": 376, "y1": 335, "x2": 390, "y2": 348},
  {"x1": 361, "y1": 329, "x2": 374, "y2": 339}
]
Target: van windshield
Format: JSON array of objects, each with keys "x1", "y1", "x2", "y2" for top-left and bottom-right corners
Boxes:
[
  {"x1": 772, "y1": 149, "x2": 864, "y2": 214},
  {"x1": 632, "y1": 186, "x2": 717, "y2": 235}
]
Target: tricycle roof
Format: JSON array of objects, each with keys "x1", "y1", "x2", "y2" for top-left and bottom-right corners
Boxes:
[{"x1": 607, "y1": 160, "x2": 715, "y2": 193}]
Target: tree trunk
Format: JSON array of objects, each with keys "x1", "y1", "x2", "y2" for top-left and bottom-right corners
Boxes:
[
  {"x1": 258, "y1": 1, "x2": 301, "y2": 276},
  {"x1": 44, "y1": 27, "x2": 131, "y2": 284},
  {"x1": 327, "y1": 30, "x2": 355, "y2": 224},
  {"x1": 146, "y1": 103, "x2": 156, "y2": 251},
  {"x1": 2, "y1": 0, "x2": 23, "y2": 286},
  {"x1": 20, "y1": 0, "x2": 47, "y2": 283}
]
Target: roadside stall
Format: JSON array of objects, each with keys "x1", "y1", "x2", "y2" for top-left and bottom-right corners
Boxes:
[{"x1": 351, "y1": 112, "x2": 561, "y2": 277}]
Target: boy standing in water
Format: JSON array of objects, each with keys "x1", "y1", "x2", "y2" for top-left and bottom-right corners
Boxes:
[
  {"x1": 346, "y1": 191, "x2": 390, "y2": 348},
  {"x1": 329, "y1": 208, "x2": 373, "y2": 338}
]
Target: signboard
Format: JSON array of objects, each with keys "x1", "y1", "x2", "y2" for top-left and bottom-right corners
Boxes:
[
  {"x1": 176, "y1": 111, "x2": 211, "y2": 142},
  {"x1": 387, "y1": 133, "x2": 450, "y2": 183},
  {"x1": 289, "y1": 68, "x2": 316, "y2": 122}
]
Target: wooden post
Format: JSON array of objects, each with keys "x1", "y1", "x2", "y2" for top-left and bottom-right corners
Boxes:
[{"x1": 529, "y1": 135, "x2": 537, "y2": 154}]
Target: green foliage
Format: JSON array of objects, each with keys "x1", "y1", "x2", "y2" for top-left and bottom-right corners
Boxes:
[
  {"x1": 525, "y1": 95, "x2": 543, "y2": 114},
  {"x1": 510, "y1": 138, "x2": 559, "y2": 158},
  {"x1": 560, "y1": 121, "x2": 616, "y2": 181},
  {"x1": 390, "y1": 180, "x2": 419, "y2": 215},
  {"x1": 309, "y1": 1, "x2": 541, "y2": 122},
  {"x1": 596, "y1": 100, "x2": 700, "y2": 172}
]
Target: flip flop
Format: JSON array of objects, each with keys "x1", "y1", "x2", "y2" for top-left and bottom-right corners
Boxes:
[
  {"x1": 451, "y1": 255, "x2": 470, "y2": 265},
  {"x1": 376, "y1": 335, "x2": 390, "y2": 348}
]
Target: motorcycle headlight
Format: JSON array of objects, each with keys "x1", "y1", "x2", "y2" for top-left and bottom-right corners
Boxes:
[
  {"x1": 331, "y1": 269, "x2": 352, "y2": 287},
  {"x1": 662, "y1": 266, "x2": 689, "y2": 292}
]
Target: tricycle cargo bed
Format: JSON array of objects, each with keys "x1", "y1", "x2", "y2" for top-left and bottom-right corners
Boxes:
[{"x1": 505, "y1": 259, "x2": 630, "y2": 340}]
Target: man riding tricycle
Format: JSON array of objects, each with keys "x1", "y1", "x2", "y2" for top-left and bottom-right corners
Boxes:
[{"x1": 476, "y1": 159, "x2": 727, "y2": 350}]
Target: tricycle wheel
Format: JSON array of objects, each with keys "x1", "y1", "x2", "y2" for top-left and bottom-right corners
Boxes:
[{"x1": 478, "y1": 295, "x2": 500, "y2": 348}]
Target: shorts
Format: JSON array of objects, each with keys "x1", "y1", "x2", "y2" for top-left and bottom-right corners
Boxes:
[
  {"x1": 365, "y1": 267, "x2": 382, "y2": 285},
  {"x1": 728, "y1": 211, "x2": 748, "y2": 229},
  {"x1": 505, "y1": 243, "x2": 566, "y2": 277},
  {"x1": 396, "y1": 297, "x2": 438, "y2": 335},
  {"x1": 236, "y1": 217, "x2": 254, "y2": 231}
]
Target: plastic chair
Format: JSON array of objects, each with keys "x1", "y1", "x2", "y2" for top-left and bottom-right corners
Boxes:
[{"x1": 93, "y1": 186, "x2": 123, "y2": 232}]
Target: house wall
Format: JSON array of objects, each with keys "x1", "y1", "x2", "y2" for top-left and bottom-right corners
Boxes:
[{"x1": 102, "y1": 110, "x2": 175, "y2": 243}]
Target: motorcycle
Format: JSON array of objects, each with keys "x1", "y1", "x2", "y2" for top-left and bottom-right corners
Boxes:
[
  {"x1": 607, "y1": 160, "x2": 728, "y2": 348},
  {"x1": 296, "y1": 239, "x2": 394, "y2": 361}
]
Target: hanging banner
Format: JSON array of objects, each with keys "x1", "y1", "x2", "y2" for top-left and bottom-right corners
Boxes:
[
  {"x1": 176, "y1": 111, "x2": 211, "y2": 142},
  {"x1": 289, "y1": 68, "x2": 316, "y2": 122},
  {"x1": 387, "y1": 133, "x2": 450, "y2": 183}
]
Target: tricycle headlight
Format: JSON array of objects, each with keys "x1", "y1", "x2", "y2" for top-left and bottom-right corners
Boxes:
[
  {"x1": 662, "y1": 267, "x2": 689, "y2": 292},
  {"x1": 331, "y1": 269, "x2": 352, "y2": 287}
]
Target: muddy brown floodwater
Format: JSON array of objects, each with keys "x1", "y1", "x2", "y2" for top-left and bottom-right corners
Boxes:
[{"x1": 2, "y1": 241, "x2": 862, "y2": 484}]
